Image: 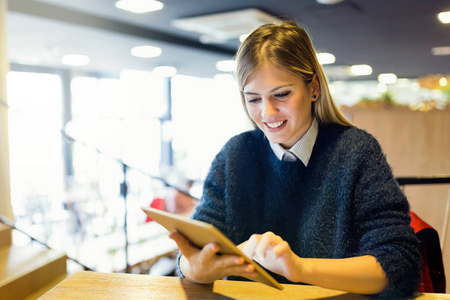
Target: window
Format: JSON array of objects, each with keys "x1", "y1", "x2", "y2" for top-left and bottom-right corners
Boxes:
[
  {"x1": 7, "y1": 71, "x2": 63, "y2": 228},
  {"x1": 171, "y1": 75, "x2": 253, "y2": 182}
]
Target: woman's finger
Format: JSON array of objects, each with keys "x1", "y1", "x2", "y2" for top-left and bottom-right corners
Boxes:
[
  {"x1": 254, "y1": 235, "x2": 270, "y2": 261},
  {"x1": 242, "y1": 234, "x2": 261, "y2": 258},
  {"x1": 227, "y1": 263, "x2": 258, "y2": 278},
  {"x1": 272, "y1": 240, "x2": 291, "y2": 259},
  {"x1": 215, "y1": 254, "x2": 245, "y2": 269},
  {"x1": 236, "y1": 240, "x2": 247, "y2": 252},
  {"x1": 168, "y1": 231, "x2": 199, "y2": 257},
  {"x1": 199, "y1": 242, "x2": 221, "y2": 262},
  {"x1": 254, "y1": 232, "x2": 282, "y2": 261}
]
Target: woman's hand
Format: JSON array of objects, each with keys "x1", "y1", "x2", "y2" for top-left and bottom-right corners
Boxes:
[
  {"x1": 172, "y1": 230, "x2": 387, "y2": 294},
  {"x1": 241, "y1": 232, "x2": 302, "y2": 282},
  {"x1": 242, "y1": 232, "x2": 388, "y2": 294},
  {"x1": 169, "y1": 232, "x2": 258, "y2": 284}
]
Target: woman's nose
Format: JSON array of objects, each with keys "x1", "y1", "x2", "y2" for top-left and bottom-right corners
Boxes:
[{"x1": 261, "y1": 99, "x2": 278, "y2": 117}]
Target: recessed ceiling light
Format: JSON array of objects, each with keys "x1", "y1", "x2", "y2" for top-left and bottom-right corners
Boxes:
[
  {"x1": 316, "y1": 53, "x2": 336, "y2": 65},
  {"x1": 316, "y1": 0, "x2": 344, "y2": 4},
  {"x1": 215, "y1": 60, "x2": 236, "y2": 72},
  {"x1": 431, "y1": 46, "x2": 450, "y2": 56},
  {"x1": 437, "y1": 11, "x2": 450, "y2": 24},
  {"x1": 378, "y1": 73, "x2": 397, "y2": 84},
  {"x1": 131, "y1": 45, "x2": 162, "y2": 58},
  {"x1": 61, "y1": 54, "x2": 89, "y2": 66},
  {"x1": 153, "y1": 66, "x2": 177, "y2": 77},
  {"x1": 115, "y1": 0, "x2": 163, "y2": 14},
  {"x1": 350, "y1": 64, "x2": 372, "y2": 76}
]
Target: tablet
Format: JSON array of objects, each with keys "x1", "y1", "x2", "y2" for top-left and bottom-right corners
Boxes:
[{"x1": 141, "y1": 206, "x2": 283, "y2": 290}]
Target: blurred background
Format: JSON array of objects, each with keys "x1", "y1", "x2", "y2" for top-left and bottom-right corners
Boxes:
[{"x1": 0, "y1": 0, "x2": 449, "y2": 296}]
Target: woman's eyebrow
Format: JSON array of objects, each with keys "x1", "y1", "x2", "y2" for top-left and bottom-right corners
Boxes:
[{"x1": 243, "y1": 84, "x2": 294, "y2": 95}]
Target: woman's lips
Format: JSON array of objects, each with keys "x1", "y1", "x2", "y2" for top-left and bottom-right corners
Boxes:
[{"x1": 264, "y1": 120, "x2": 287, "y2": 132}]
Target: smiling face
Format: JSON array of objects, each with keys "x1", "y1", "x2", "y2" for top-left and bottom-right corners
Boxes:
[{"x1": 243, "y1": 62, "x2": 318, "y2": 149}]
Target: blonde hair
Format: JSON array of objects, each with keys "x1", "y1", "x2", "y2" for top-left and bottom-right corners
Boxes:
[{"x1": 235, "y1": 21, "x2": 352, "y2": 127}]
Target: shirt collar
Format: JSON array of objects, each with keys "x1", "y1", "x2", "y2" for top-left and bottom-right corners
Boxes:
[{"x1": 269, "y1": 118, "x2": 319, "y2": 166}]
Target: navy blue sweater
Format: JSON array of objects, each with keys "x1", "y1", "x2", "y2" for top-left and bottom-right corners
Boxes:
[{"x1": 188, "y1": 124, "x2": 420, "y2": 297}]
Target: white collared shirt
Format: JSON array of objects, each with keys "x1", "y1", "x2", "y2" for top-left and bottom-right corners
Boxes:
[{"x1": 269, "y1": 118, "x2": 319, "y2": 166}]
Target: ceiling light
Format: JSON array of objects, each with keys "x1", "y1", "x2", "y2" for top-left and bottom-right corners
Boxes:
[
  {"x1": 61, "y1": 54, "x2": 89, "y2": 66},
  {"x1": 437, "y1": 11, "x2": 450, "y2": 24},
  {"x1": 153, "y1": 66, "x2": 177, "y2": 77},
  {"x1": 378, "y1": 73, "x2": 397, "y2": 84},
  {"x1": 215, "y1": 60, "x2": 236, "y2": 72},
  {"x1": 316, "y1": 0, "x2": 344, "y2": 4},
  {"x1": 317, "y1": 53, "x2": 336, "y2": 65},
  {"x1": 350, "y1": 64, "x2": 372, "y2": 76},
  {"x1": 131, "y1": 45, "x2": 162, "y2": 58},
  {"x1": 431, "y1": 46, "x2": 450, "y2": 56},
  {"x1": 115, "y1": 0, "x2": 163, "y2": 14}
]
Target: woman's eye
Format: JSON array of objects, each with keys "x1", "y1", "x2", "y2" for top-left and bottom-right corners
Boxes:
[
  {"x1": 247, "y1": 98, "x2": 261, "y2": 103},
  {"x1": 275, "y1": 91, "x2": 291, "y2": 98}
]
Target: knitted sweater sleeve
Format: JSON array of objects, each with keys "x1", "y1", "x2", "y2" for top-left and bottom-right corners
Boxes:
[{"x1": 353, "y1": 134, "x2": 421, "y2": 298}]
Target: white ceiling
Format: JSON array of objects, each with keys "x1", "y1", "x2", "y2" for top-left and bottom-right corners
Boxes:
[{"x1": 6, "y1": 0, "x2": 450, "y2": 80}]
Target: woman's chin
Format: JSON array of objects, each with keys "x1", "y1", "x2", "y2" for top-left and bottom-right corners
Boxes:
[{"x1": 264, "y1": 134, "x2": 285, "y2": 145}]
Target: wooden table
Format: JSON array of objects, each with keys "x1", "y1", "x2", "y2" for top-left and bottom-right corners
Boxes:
[{"x1": 39, "y1": 271, "x2": 450, "y2": 299}]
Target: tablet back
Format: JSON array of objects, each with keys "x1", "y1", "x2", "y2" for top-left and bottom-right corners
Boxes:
[{"x1": 141, "y1": 206, "x2": 283, "y2": 290}]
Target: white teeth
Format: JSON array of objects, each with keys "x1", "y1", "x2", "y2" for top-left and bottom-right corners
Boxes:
[{"x1": 267, "y1": 121, "x2": 285, "y2": 128}]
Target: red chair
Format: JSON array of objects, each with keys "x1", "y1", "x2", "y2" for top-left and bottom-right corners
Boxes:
[
  {"x1": 145, "y1": 198, "x2": 166, "y2": 222},
  {"x1": 410, "y1": 212, "x2": 446, "y2": 293}
]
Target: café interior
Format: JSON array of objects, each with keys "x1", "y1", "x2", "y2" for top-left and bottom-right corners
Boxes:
[{"x1": 0, "y1": 0, "x2": 449, "y2": 298}]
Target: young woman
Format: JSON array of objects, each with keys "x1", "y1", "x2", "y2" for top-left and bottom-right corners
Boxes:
[{"x1": 170, "y1": 21, "x2": 420, "y2": 298}]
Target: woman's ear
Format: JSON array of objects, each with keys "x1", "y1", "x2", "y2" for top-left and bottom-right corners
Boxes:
[{"x1": 310, "y1": 74, "x2": 320, "y2": 101}]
